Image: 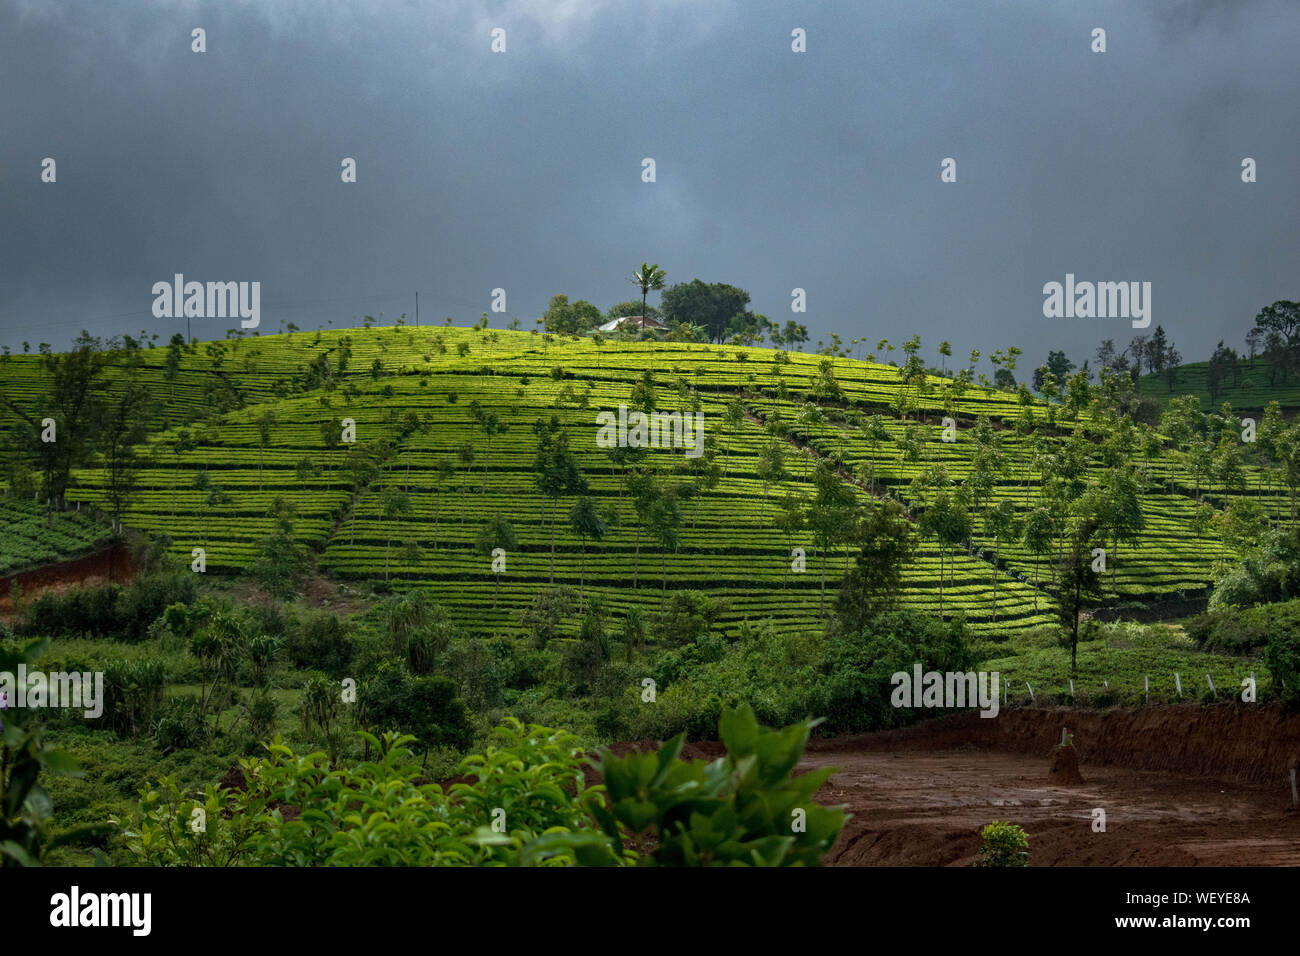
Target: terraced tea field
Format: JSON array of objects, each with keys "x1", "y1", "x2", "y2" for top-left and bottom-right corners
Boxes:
[
  {"x1": 2, "y1": 325, "x2": 1285, "y2": 637},
  {"x1": 0, "y1": 499, "x2": 114, "y2": 576}
]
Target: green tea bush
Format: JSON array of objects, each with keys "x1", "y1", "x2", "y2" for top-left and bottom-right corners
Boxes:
[
  {"x1": 587, "y1": 704, "x2": 846, "y2": 865},
  {"x1": 975, "y1": 821, "x2": 1029, "y2": 867},
  {"x1": 1188, "y1": 598, "x2": 1300, "y2": 655},
  {"x1": 1, "y1": 638, "x2": 107, "y2": 865}
]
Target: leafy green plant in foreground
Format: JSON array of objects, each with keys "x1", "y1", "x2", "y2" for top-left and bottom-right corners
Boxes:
[
  {"x1": 1, "y1": 638, "x2": 108, "y2": 865},
  {"x1": 587, "y1": 703, "x2": 847, "y2": 865},
  {"x1": 115, "y1": 704, "x2": 846, "y2": 866}
]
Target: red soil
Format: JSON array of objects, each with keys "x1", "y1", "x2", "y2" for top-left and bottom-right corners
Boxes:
[
  {"x1": 803, "y1": 705, "x2": 1300, "y2": 866},
  {"x1": 0, "y1": 543, "x2": 137, "y2": 621}
]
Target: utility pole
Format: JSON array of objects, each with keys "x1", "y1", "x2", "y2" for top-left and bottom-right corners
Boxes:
[{"x1": 415, "y1": 291, "x2": 419, "y2": 328}]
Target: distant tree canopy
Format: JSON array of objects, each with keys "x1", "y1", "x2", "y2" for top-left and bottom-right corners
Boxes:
[
  {"x1": 1253, "y1": 300, "x2": 1300, "y2": 385},
  {"x1": 1033, "y1": 350, "x2": 1076, "y2": 392},
  {"x1": 542, "y1": 295, "x2": 603, "y2": 335},
  {"x1": 1206, "y1": 339, "x2": 1243, "y2": 400},
  {"x1": 661, "y1": 279, "x2": 770, "y2": 344}
]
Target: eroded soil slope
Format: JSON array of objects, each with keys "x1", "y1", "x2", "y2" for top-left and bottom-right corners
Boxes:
[{"x1": 806, "y1": 705, "x2": 1300, "y2": 866}]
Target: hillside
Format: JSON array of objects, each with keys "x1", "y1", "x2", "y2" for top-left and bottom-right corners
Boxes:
[
  {"x1": 4, "y1": 325, "x2": 1287, "y2": 638},
  {"x1": 0, "y1": 498, "x2": 114, "y2": 576},
  {"x1": 1140, "y1": 357, "x2": 1300, "y2": 412}
]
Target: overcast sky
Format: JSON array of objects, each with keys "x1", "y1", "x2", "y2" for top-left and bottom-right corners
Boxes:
[{"x1": 1, "y1": 0, "x2": 1296, "y2": 373}]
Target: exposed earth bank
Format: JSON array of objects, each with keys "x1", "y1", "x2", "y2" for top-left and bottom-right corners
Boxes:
[
  {"x1": 802, "y1": 704, "x2": 1300, "y2": 866},
  {"x1": 0, "y1": 542, "x2": 137, "y2": 621}
]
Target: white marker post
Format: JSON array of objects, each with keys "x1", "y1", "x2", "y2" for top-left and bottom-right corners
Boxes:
[
  {"x1": 1026, "y1": 682, "x2": 1035, "y2": 703},
  {"x1": 1069, "y1": 678, "x2": 1075, "y2": 699},
  {"x1": 1206, "y1": 673, "x2": 1215, "y2": 695},
  {"x1": 1144, "y1": 675, "x2": 1149, "y2": 705},
  {"x1": 1175, "y1": 673, "x2": 1183, "y2": 698}
]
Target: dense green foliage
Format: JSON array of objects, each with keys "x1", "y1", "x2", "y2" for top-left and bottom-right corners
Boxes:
[
  {"x1": 20, "y1": 572, "x2": 196, "y2": 640},
  {"x1": 1188, "y1": 598, "x2": 1300, "y2": 655},
  {"x1": 1, "y1": 639, "x2": 108, "y2": 865},
  {"x1": 115, "y1": 705, "x2": 845, "y2": 866}
]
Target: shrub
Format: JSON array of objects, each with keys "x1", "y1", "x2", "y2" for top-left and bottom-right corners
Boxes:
[
  {"x1": 115, "y1": 572, "x2": 198, "y2": 639},
  {"x1": 285, "y1": 611, "x2": 354, "y2": 676},
  {"x1": 1208, "y1": 528, "x2": 1300, "y2": 610},
  {"x1": 20, "y1": 572, "x2": 195, "y2": 641},
  {"x1": 655, "y1": 591, "x2": 727, "y2": 647},
  {"x1": 150, "y1": 696, "x2": 209, "y2": 755},
  {"x1": 518, "y1": 586, "x2": 577, "y2": 647},
  {"x1": 975, "y1": 821, "x2": 1029, "y2": 867},
  {"x1": 822, "y1": 609, "x2": 974, "y2": 734},
  {"x1": 248, "y1": 693, "x2": 278, "y2": 740},
  {"x1": 116, "y1": 705, "x2": 848, "y2": 867},
  {"x1": 101, "y1": 657, "x2": 168, "y2": 737},
  {"x1": 357, "y1": 663, "x2": 473, "y2": 760},
  {"x1": 444, "y1": 638, "x2": 508, "y2": 710},
  {"x1": 1264, "y1": 624, "x2": 1300, "y2": 707},
  {"x1": 1188, "y1": 598, "x2": 1300, "y2": 655}
]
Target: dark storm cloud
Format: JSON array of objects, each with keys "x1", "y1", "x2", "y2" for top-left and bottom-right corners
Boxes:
[{"x1": 1, "y1": 0, "x2": 1296, "y2": 376}]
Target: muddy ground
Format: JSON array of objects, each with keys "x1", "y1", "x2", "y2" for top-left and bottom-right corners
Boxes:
[
  {"x1": 808, "y1": 746, "x2": 1299, "y2": 866},
  {"x1": 807, "y1": 707, "x2": 1300, "y2": 866},
  {"x1": 606, "y1": 706, "x2": 1300, "y2": 865}
]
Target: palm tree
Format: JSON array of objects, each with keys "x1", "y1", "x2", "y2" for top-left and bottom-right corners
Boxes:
[{"x1": 629, "y1": 262, "x2": 666, "y2": 329}]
